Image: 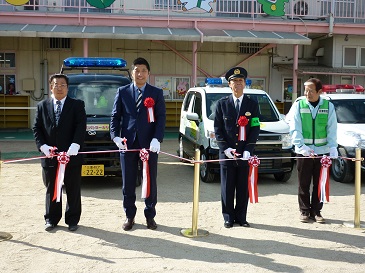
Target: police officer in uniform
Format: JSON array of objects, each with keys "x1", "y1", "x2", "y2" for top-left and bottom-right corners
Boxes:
[
  {"x1": 288, "y1": 78, "x2": 338, "y2": 223},
  {"x1": 214, "y1": 67, "x2": 260, "y2": 228}
]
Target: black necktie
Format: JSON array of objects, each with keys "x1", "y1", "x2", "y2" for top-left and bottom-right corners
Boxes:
[
  {"x1": 235, "y1": 99, "x2": 240, "y2": 116},
  {"x1": 136, "y1": 89, "x2": 142, "y2": 110},
  {"x1": 55, "y1": 100, "x2": 61, "y2": 125}
]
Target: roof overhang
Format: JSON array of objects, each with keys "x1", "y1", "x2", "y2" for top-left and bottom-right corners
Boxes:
[
  {"x1": 277, "y1": 64, "x2": 365, "y2": 76},
  {"x1": 0, "y1": 23, "x2": 312, "y2": 45}
]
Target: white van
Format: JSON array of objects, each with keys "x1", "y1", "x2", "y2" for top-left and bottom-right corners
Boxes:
[{"x1": 178, "y1": 78, "x2": 294, "y2": 183}]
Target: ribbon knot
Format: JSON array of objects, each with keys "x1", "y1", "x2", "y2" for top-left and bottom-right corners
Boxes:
[
  {"x1": 52, "y1": 152, "x2": 70, "y2": 202},
  {"x1": 139, "y1": 148, "x2": 150, "y2": 199}
]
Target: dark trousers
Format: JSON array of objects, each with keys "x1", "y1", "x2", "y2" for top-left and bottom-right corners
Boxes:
[
  {"x1": 297, "y1": 156, "x2": 323, "y2": 213},
  {"x1": 120, "y1": 137, "x2": 158, "y2": 219},
  {"x1": 220, "y1": 163, "x2": 249, "y2": 223},
  {"x1": 43, "y1": 165, "x2": 82, "y2": 226}
]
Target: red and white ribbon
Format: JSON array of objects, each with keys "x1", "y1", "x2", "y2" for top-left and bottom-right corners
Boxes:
[
  {"x1": 318, "y1": 155, "x2": 332, "y2": 203},
  {"x1": 237, "y1": 116, "x2": 248, "y2": 141},
  {"x1": 248, "y1": 155, "x2": 260, "y2": 203},
  {"x1": 144, "y1": 97, "x2": 155, "y2": 123},
  {"x1": 52, "y1": 152, "x2": 70, "y2": 202},
  {"x1": 140, "y1": 148, "x2": 150, "y2": 199}
]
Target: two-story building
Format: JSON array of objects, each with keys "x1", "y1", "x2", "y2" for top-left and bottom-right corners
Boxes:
[{"x1": 0, "y1": 0, "x2": 364, "y2": 128}]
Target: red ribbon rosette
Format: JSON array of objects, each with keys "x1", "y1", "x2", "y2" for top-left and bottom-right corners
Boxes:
[
  {"x1": 248, "y1": 155, "x2": 260, "y2": 203},
  {"x1": 144, "y1": 97, "x2": 155, "y2": 123},
  {"x1": 52, "y1": 151, "x2": 70, "y2": 202},
  {"x1": 318, "y1": 155, "x2": 332, "y2": 202},
  {"x1": 140, "y1": 148, "x2": 151, "y2": 199},
  {"x1": 237, "y1": 116, "x2": 249, "y2": 141}
]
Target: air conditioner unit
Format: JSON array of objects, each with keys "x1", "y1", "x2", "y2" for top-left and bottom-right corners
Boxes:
[
  {"x1": 287, "y1": 0, "x2": 323, "y2": 19},
  {"x1": 47, "y1": 0, "x2": 63, "y2": 12}
]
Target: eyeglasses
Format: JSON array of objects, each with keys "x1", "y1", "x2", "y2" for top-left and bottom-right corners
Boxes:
[{"x1": 52, "y1": 83, "x2": 67, "y2": 89}]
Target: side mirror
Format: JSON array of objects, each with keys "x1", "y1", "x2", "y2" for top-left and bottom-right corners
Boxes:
[{"x1": 187, "y1": 112, "x2": 200, "y2": 121}]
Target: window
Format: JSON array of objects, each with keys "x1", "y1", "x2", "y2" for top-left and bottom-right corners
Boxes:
[
  {"x1": 0, "y1": 53, "x2": 15, "y2": 68},
  {"x1": 0, "y1": 52, "x2": 16, "y2": 95},
  {"x1": 343, "y1": 47, "x2": 357, "y2": 67},
  {"x1": 49, "y1": 38, "x2": 71, "y2": 50},
  {"x1": 361, "y1": 48, "x2": 365, "y2": 67},
  {"x1": 283, "y1": 78, "x2": 303, "y2": 101},
  {"x1": 154, "y1": 0, "x2": 180, "y2": 10},
  {"x1": 239, "y1": 43, "x2": 262, "y2": 54}
]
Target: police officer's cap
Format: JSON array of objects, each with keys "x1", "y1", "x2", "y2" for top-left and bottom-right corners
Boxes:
[{"x1": 225, "y1": 67, "x2": 248, "y2": 81}]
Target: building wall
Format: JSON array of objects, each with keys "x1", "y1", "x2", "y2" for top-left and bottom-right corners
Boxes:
[{"x1": 0, "y1": 36, "x2": 336, "y2": 126}]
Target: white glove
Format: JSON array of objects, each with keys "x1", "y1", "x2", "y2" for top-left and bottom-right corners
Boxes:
[
  {"x1": 149, "y1": 138, "x2": 160, "y2": 153},
  {"x1": 67, "y1": 143, "x2": 80, "y2": 156},
  {"x1": 224, "y1": 148, "x2": 235, "y2": 159},
  {"x1": 113, "y1": 137, "x2": 127, "y2": 151},
  {"x1": 298, "y1": 145, "x2": 313, "y2": 157},
  {"x1": 329, "y1": 147, "x2": 338, "y2": 159},
  {"x1": 243, "y1": 151, "x2": 250, "y2": 160},
  {"x1": 40, "y1": 144, "x2": 53, "y2": 158}
]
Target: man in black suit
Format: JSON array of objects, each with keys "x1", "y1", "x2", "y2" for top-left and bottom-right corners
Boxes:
[
  {"x1": 33, "y1": 73, "x2": 86, "y2": 232},
  {"x1": 214, "y1": 67, "x2": 260, "y2": 228},
  {"x1": 110, "y1": 57, "x2": 166, "y2": 231}
]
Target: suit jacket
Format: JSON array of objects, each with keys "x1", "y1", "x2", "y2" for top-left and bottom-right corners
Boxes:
[
  {"x1": 33, "y1": 96, "x2": 87, "y2": 167},
  {"x1": 110, "y1": 83, "x2": 166, "y2": 148},
  {"x1": 214, "y1": 94, "x2": 260, "y2": 166}
]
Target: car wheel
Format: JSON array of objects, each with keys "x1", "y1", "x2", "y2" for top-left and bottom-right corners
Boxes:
[
  {"x1": 273, "y1": 172, "x2": 292, "y2": 182},
  {"x1": 178, "y1": 136, "x2": 189, "y2": 163},
  {"x1": 331, "y1": 148, "x2": 354, "y2": 183},
  {"x1": 200, "y1": 152, "x2": 216, "y2": 183}
]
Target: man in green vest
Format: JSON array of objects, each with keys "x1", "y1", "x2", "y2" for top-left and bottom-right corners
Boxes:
[{"x1": 288, "y1": 78, "x2": 338, "y2": 223}]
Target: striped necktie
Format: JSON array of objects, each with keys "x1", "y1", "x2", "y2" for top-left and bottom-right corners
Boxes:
[
  {"x1": 55, "y1": 100, "x2": 61, "y2": 125},
  {"x1": 136, "y1": 88, "x2": 142, "y2": 110}
]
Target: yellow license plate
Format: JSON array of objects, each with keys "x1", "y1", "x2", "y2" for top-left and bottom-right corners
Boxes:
[{"x1": 81, "y1": 165, "x2": 104, "y2": 176}]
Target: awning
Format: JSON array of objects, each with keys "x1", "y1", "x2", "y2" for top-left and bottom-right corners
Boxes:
[
  {"x1": 0, "y1": 23, "x2": 311, "y2": 45},
  {"x1": 277, "y1": 64, "x2": 365, "y2": 76}
]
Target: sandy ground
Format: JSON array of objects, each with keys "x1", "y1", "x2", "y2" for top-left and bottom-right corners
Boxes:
[{"x1": 0, "y1": 139, "x2": 365, "y2": 273}]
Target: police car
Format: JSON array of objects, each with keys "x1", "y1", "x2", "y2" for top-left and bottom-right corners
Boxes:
[
  {"x1": 287, "y1": 84, "x2": 365, "y2": 183},
  {"x1": 178, "y1": 78, "x2": 294, "y2": 183}
]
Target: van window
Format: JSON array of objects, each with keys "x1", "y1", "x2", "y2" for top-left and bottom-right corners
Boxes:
[{"x1": 69, "y1": 82, "x2": 120, "y2": 116}]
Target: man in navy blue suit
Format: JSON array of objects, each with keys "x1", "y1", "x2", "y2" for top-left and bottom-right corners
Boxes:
[
  {"x1": 214, "y1": 67, "x2": 260, "y2": 228},
  {"x1": 110, "y1": 57, "x2": 166, "y2": 231}
]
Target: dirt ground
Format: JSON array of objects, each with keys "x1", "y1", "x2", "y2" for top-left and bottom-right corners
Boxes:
[{"x1": 1, "y1": 139, "x2": 365, "y2": 273}]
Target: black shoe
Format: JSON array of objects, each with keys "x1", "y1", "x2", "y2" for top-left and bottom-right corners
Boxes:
[
  {"x1": 146, "y1": 218, "x2": 157, "y2": 230},
  {"x1": 68, "y1": 225, "x2": 79, "y2": 232},
  {"x1": 236, "y1": 220, "x2": 250, "y2": 227},
  {"x1": 45, "y1": 221, "x2": 55, "y2": 231},
  {"x1": 224, "y1": 221, "x2": 233, "y2": 228},
  {"x1": 123, "y1": 218, "x2": 135, "y2": 231}
]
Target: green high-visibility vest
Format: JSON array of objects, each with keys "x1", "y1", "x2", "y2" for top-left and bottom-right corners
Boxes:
[{"x1": 299, "y1": 99, "x2": 329, "y2": 146}]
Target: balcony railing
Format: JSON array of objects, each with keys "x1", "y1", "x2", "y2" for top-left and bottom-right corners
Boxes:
[{"x1": 0, "y1": 0, "x2": 364, "y2": 23}]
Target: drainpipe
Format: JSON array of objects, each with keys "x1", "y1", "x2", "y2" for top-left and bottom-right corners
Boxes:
[
  {"x1": 194, "y1": 21, "x2": 204, "y2": 44},
  {"x1": 192, "y1": 42, "x2": 197, "y2": 87},
  {"x1": 328, "y1": 13, "x2": 334, "y2": 37},
  {"x1": 292, "y1": 44, "x2": 299, "y2": 102}
]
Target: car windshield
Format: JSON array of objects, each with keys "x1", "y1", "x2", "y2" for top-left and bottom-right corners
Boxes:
[
  {"x1": 206, "y1": 93, "x2": 280, "y2": 122},
  {"x1": 68, "y1": 82, "x2": 120, "y2": 116},
  {"x1": 331, "y1": 99, "x2": 365, "y2": 123}
]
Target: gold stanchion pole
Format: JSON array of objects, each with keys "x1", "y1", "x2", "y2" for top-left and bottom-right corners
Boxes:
[
  {"x1": 354, "y1": 147, "x2": 362, "y2": 228},
  {"x1": 344, "y1": 147, "x2": 364, "y2": 229},
  {"x1": 181, "y1": 148, "x2": 209, "y2": 238}
]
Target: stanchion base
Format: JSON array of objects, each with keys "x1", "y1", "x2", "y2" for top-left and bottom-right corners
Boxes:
[
  {"x1": 343, "y1": 221, "x2": 365, "y2": 229},
  {"x1": 180, "y1": 228, "x2": 209, "y2": 238},
  {"x1": 0, "y1": 232, "x2": 13, "y2": 242}
]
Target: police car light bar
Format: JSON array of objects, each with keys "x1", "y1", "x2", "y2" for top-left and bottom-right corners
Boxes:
[
  {"x1": 322, "y1": 84, "x2": 365, "y2": 93},
  {"x1": 63, "y1": 57, "x2": 127, "y2": 68}
]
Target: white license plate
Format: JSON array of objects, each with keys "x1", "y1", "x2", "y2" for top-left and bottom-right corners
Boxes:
[{"x1": 81, "y1": 165, "x2": 104, "y2": 176}]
